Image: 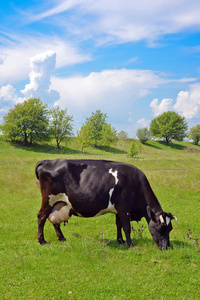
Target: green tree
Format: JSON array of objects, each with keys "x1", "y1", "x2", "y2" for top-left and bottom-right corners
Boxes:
[
  {"x1": 118, "y1": 131, "x2": 129, "y2": 139},
  {"x1": 77, "y1": 123, "x2": 92, "y2": 152},
  {"x1": 1, "y1": 98, "x2": 50, "y2": 146},
  {"x1": 136, "y1": 127, "x2": 150, "y2": 143},
  {"x1": 150, "y1": 111, "x2": 188, "y2": 145},
  {"x1": 129, "y1": 141, "x2": 141, "y2": 157},
  {"x1": 85, "y1": 109, "x2": 107, "y2": 147},
  {"x1": 50, "y1": 106, "x2": 73, "y2": 149},
  {"x1": 101, "y1": 123, "x2": 118, "y2": 147},
  {"x1": 188, "y1": 124, "x2": 200, "y2": 145}
]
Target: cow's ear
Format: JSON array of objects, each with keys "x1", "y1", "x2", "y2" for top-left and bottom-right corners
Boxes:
[
  {"x1": 147, "y1": 206, "x2": 156, "y2": 222},
  {"x1": 167, "y1": 212, "x2": 177, "y2": 221}
]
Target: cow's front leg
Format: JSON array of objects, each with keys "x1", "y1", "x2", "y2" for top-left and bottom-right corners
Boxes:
[
  {"x1": 116, "y1": 214, "x2": 125, "y2": 244},
  {"x1": 53, "y1": 224, "x2": 66, "y2": 242},
  {"x1": 117, "y1": 211, "x2": 133, "y2": 247},
  {"x1": 37, "y1": 205, "x2": 52, "y2": 245}
]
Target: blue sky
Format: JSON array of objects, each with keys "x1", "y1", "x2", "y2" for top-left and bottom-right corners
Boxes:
[{"x1": 1, "y1": 0, "x2": 200, "y2": 137}]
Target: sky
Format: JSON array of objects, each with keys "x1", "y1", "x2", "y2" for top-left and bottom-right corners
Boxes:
[{"x1": 1, "y1": 0, "x2": 200, "y2": 137}]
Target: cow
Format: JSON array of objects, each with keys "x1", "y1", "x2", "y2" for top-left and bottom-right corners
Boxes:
[{"x1": 35, "y1": 159, "x2": 177, "y2": 249}]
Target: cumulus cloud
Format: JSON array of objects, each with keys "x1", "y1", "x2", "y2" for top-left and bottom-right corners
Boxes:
[
  {"x1": 0, "y1": 54, "x2": 6, "y2": 65},
  {"x1": 137, "y1": 118, "x2": 150, "y2": 128},
  {"x1": 0, "y1": 85, "x2": 24, "y2": 118},
  {"x1": 150, "y1": 98, "x2": 173, "y2": 117},
  {"x1": 52, "y1": 69, "x2": 164, "y2": 119},
  {"x1": 21, "y1": 50, "x2": 60, "y2": 103},
  {"x1": 0, "y1": 84, "x2": 17, "y2": 103},
  {"x1": 0, "y1": 33, "x2": 91, "y2": 86},
  {"x1": 0, "y1": 84, "x2": 24, "y2": 104},
  {"x1": 150, "y1": 84, "x2": 200, "y2": 119},
  {"x1": 174, "y1": 84, "x2": 200, "y2": 119}
]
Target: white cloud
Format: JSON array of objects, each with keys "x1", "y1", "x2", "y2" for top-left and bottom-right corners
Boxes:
[
  {"x1": 174, "y1": 84, "x2": 200, "y2": 119},
  {"x1": 27, "y1": 0, "x2": 200, "y2": 45},
  {"x1": 0, "y1": 84, "x2": 24, "y2": 104},
  {"x1": 52, "y1": 69, "x2": 164, "y2": 119},
  {"x1": 0, "y1": 33, "x2": 91, "y2": 86},
  {"x1": 150, "y1": 98, "x2": 173, "y2": 117},
  {"x1": 150, "y1": 84, "x2": 200, "y2": 119},
  {"x1": 21, "y1": 50, "x2": 60, "y2": 103},
  {"x1": 0, "y1": 85, "x2": 24, "y2": 117},
  {"x1": 137, "y1": 118, "x2": 150, "y2": 128},
  {"x1": 0, "y1": 84, "x2": 17, "y2": 103},
  {"x1": 0, "y1": 54, "x2": 6, "y2": 65}
]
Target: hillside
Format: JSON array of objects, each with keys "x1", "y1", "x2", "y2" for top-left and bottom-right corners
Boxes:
[{"x1": 0, "y1": 137, "x2": 200, "y2": 299}]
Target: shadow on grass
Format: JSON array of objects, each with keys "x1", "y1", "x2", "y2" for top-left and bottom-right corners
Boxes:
[
  {"x1": 158, "y1": 141, "x2": 186, "y2": 150},
  {"x1": 101, "y1": 238, "x2": 197, "y2": 251},
  {"x1": 94, "y1": 237, "x2": 155, "y2": 249},
  {"x1": 13, "y1": 143, "x2": 83, "y2": 155},
  {"x1": 145, "y1": 141, "x2": 186, "y2": 151},
  {"x1": 11, "y1": 142, "x2": 128, "y2": 156},
  {"x1": 96, "y1": 145, "x2": 127, "y2": 154},
  {"x1": 144, "y1": 142, "x2": 163, "y2": 150}
]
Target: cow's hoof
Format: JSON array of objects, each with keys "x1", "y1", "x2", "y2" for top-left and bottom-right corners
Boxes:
[
  {"x1": 38, "y1": 240, "x2": 48, "y2": 245},
  {"x1": 128, "y1": 244, "x2": 135, "y2": 250},
  {"x1": 117, "y1": 238, "x2": 125, "y2": 244},
  {"x1": 58, "y1": 237, "x2": 66, "y2": 242}
]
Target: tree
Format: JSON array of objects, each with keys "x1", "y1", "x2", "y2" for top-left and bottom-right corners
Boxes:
[
  {"x1": 1, "y1": 98, "x2": 50, "y2": 146},
  {"x1": 50, "y1": 106, "x2": 73, "y2": 149},
  {"x1": 136, "y1": 127, "x2": 150, "y2": 143},
  {"x1": 118, "y1": 131, "x2": 129, "y2": 139},
  {"x1": 150, "y1": 111, "x2": 188, "y2": 145},
  {"x1": 188, "y1": 124, "x2": 200, "y2": 145},
  {"x1": 101, "y1": 123, "x2": 118, "y2": 147},
  {"x1": 77, "y1": 124, "x2": 92, "y2": 152},
  {"x1": 129, "y1": 141, "x2": 141, "y2": 157},
  {"x1": 85, "y1": 109, "x2": 107, "y2": 147}
]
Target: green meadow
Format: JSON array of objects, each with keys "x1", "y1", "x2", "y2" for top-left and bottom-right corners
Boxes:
[{"x1": 0, "y1": 137, "x2": 200, "y2": 299}]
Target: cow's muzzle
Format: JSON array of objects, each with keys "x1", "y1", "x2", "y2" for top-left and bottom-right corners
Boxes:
[{"x1": 159, "y1": 238, "x2": 170, "y2": 250}]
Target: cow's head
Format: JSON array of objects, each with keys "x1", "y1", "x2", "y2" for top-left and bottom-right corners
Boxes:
[{"x1": 147, "y1": 206, "x2": 177, "y2": 250}]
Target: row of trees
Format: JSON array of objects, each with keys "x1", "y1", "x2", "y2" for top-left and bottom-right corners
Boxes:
[
  {"x1": 135, "y1": 111, "x2": 200, "y2": 146},
  {"x1": 0, "y1": 98, "x2": 73, "y2": 149},
  {"x1": 0, "y1": 98, "x2": 117, "y2": 150},
  {"x1": 1, "y1": 98, "x2": 200, "y2": 149}
]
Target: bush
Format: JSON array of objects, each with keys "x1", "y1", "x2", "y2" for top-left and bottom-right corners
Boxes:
[{"x1": 129, "y1": 141, "x2": 141, "y2": 157}]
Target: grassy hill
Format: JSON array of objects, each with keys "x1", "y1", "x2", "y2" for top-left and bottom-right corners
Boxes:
[{"x1": 0, "y1": 137, "x2": 200, "y2": 299}]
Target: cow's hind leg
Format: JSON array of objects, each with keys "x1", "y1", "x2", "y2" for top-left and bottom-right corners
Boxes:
[
  {"x1": 116, "y1": 214, "x2": 125, "y2": 244},
  {"x1": 53, "y1": 224, "x2": 66, "y2": 242},
  {"x1": 37, "y1": 205, "x2": 52, "y2": 245}
]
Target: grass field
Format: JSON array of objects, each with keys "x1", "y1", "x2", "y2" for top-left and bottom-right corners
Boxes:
[{"x1": 0, "y1": 137, "x2": 200, "y2": 299}]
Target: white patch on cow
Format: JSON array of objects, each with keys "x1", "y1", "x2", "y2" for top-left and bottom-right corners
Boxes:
[
  {"x1": 49, "y1": 193, "x2": 70, "y2": 207},
  {"x1": 166, "y1": 216, "x2": 171, "y2": 226},
  {"x1": 109, "y1": 187, "x2": 114, "y2": 199},
  {"x1": 109, "y1": 168, "x2": 119, "y2": 185},
  {"x1": 97, "y1": 168, "x2": 119, "y2": 216},
  {"x1": 159, "y1": 215, "x2": 165, "y2": 224},
  {"x1": 94, "y1": 201, "x2": 117, "y2": 217}
]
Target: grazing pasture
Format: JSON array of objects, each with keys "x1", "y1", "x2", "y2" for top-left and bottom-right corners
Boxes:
[{"x1": 0, "y1": 137, "x2": 200, "y2": 299}]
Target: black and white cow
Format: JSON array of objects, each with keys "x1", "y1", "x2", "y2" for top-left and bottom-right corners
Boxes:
[{"x1": 35, "y1": 159, "x2": 177, "y2": 249}]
